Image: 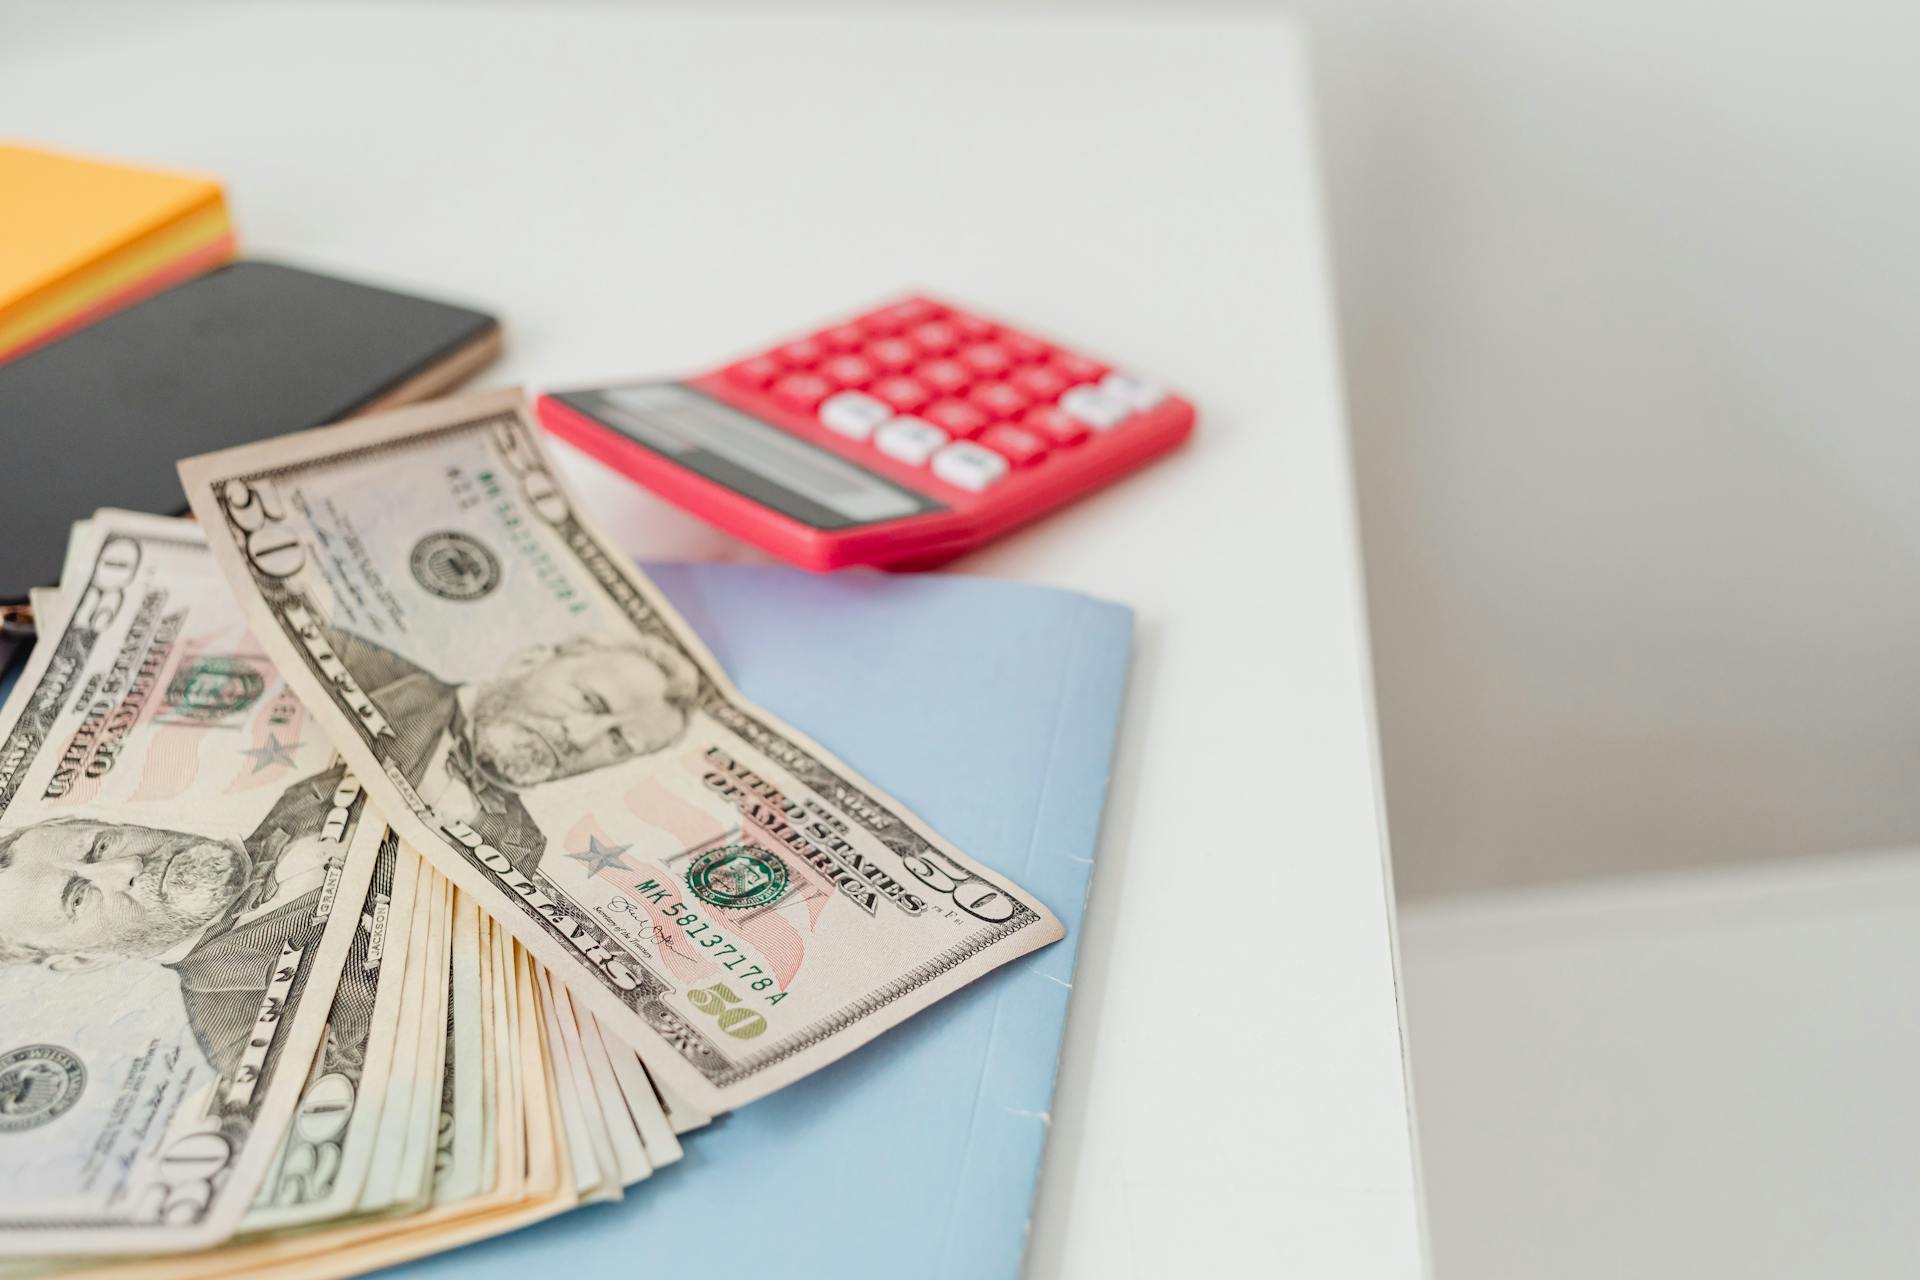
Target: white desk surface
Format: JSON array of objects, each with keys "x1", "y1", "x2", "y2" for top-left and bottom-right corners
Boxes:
[{"x1": 5, "y1": 4, "x2": 1422, "y2": 1274}]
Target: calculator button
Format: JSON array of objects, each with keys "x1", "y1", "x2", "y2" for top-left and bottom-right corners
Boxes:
[
  {"x1": 874, "y1": 416, "x2": 948, "y2": 465},
  {"x1": 916, "y1": 358, "x2": 972, "y2": 395},
  {"x1": 1100, "y1": 371, "x2": 1167, "y2": 411},
  {"x1": 1059, "y1": 384, "x2": 1131, "y2": 430},
  {"x1": 1050, "y1": 351, "x2": 1108, "y2": 382},
  {"x1": 868, "y1": 337, "x2": 919, "y2": 371},
  {"x1": 950, "y1": 313, "x2": 996, "y2": 340},
  {"x1": 1000, "y1": 332, "x2": 1050, "y2": 363},
  {"x1": 772, "y1": 371, "x2": 835, "y2": 412},
  {"x1": 980, "y1": 424, "x2": 1049, "y2": 467},
  {"x1": 1009, "y1": 364, "x2": 1071, "y2": 401},
  {"x1": 930, "y1": 440, "x2": 1010, "y2": 492},
  {"x1": 909, "y1": 320, "x2": 960, "y2": 354},
  {"x1": 968, "y1": 381, "x2": 1030, "y2": 419},
  {"x1": 726, "y1": 355, "x2": 785, "y2": 389},
  {"x1": 820, "y1": 323, "x2": 867, "y2": 351},
  {"x1": 871, "y1": 375, "x2": 933, "y2": 413},
  {"x1": 819, "y1": 354, "x2": 877, "y2": 387},
  {"x1": 923, "y1": 398, "x2": 990, "y2": 439},
  {"x1": 958, "y1": 343, "x2": 1013, "y2": 376},
  {"x1": 1022, "y1": 404, "x2": 1090, "y2": 447},
  {"x1": 777, "y1": 337, "x2": 826, "y2": 366},
  {"x1": 819, "y1": 390, "x2": 892, "y2": 440}
]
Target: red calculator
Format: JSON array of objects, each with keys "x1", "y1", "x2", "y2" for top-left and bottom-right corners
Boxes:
[{"x1": 536, "y1": 295, "x2": 1195, "y2": 570}]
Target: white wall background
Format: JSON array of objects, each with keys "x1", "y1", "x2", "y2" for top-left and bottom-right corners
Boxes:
[
  {"x1": 1301, "y1": 0, "x2": 1920, "y2": 897},
  {"x1": 1287, "y1": 0, "x2": 1920, "y2": 897},
  {"x1": 1401, "y1": 847, "x2": 1920, "y2": 1279},
  {"x1": 1286, "y1": 6, "x2": 1920, "y2": 1272}
]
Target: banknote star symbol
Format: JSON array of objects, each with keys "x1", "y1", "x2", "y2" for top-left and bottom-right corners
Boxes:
[
  {"x1": 568, "y1": 835, "x2": 632, "y2": 876},
  {"x1": 239, "y1": 733, "x2": 300, "y2": 773}
]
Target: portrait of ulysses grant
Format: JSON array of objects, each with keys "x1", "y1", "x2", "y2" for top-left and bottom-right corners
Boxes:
[
  {"x1": 319, "y1": 622, "x2": 702, "y2": 865},
  {"x1": 0, "y1": 763, "x2": 374, "y2": 1085},
  {"x1": 0, "y1": 627, "x2": 699, "y2": 1086}
]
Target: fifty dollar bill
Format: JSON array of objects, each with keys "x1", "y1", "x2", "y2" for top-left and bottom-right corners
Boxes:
[
  {"x1": 0, "y1": 514, "x2": 381, "y2": 1254},
  {"x1": 178, "y1": 388, "x2": 1065, "y2": 1112}
]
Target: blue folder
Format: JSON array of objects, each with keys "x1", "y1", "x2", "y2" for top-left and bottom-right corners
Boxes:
[
  {"x1": 0, "y1": 563, "x2": 1132, "y2": 1278},
  {"x1": 405, "y1": 563, "x2": 1130, "y2": 1278}
]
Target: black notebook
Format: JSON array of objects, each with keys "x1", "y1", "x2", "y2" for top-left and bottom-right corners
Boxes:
[{"x1": 0, "y1": 260, "x2": 500, "y2": 601}]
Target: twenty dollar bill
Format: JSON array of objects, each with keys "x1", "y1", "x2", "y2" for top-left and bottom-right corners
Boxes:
[{"x1": 179, "y1": 389, "x2": 1064, "y2": 1111}]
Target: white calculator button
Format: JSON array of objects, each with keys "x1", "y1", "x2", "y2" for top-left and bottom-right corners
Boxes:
[
  {"x1": 1100, "y1": 371, "x2": 1167, "y2": 412},
  {"x1": 930, "y1": 440, "x2": 1010, "y2": 492},
  {"x1": 874, "y1": 415, "x2": 948, "y2": 465},
  {"x1": 1060, "y1": 384, "x2": 1132, "y2": 431},
  {"x1": 819, "y1": 390, "x2": 892, "y2": 440}
]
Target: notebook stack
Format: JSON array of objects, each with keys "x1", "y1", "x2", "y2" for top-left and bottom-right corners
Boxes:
[{"x1": 0, "y1": 142, "x2": 236, "y2": 362}]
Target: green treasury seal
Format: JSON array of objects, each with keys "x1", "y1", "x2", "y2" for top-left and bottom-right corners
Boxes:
[
  {"x1": 0, "y1": 1044, "x2": 86, "y2": 1134},
  {"x1": 165, "y1": 656, "x2": 266, "y2": 721},
  {"x1": 686, "y1": 844, "x2": 789, "y2": 911}
]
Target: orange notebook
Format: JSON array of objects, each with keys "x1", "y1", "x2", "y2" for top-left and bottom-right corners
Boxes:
[{"x1": 0, "y1": 143, "x2": 237, "y2": 361}]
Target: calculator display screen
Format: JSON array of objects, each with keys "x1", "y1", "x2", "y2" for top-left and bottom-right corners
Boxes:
[{"x1": 555, "y1": 384, "x2": 941, "y2": 530}]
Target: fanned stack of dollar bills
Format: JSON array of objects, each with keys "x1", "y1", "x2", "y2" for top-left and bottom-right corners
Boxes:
[{"x1": 0, "y1": 390, "x2": 1063, "y2": 1277}]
